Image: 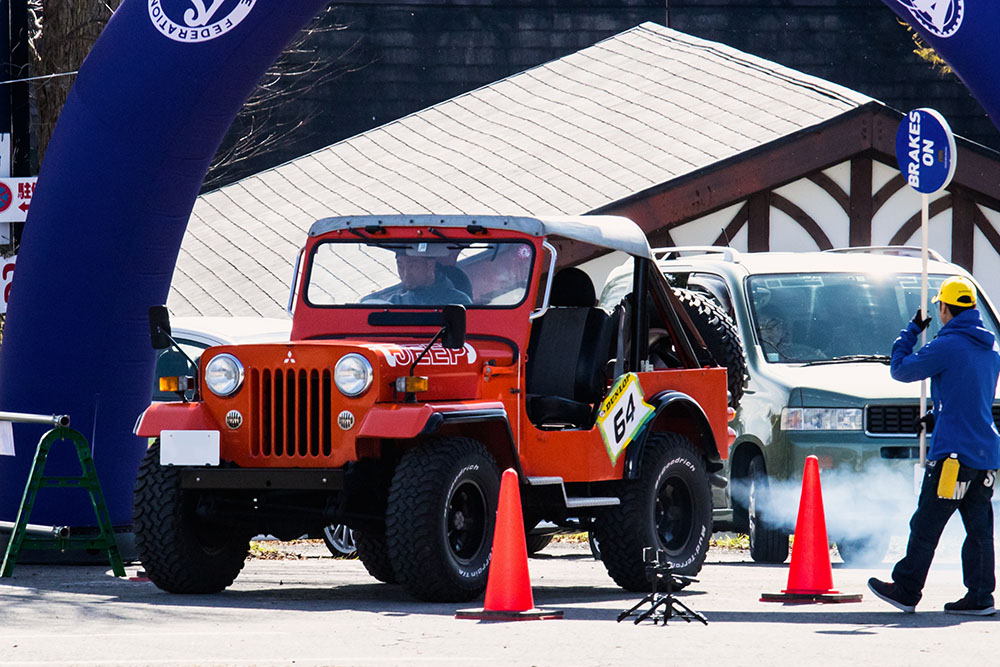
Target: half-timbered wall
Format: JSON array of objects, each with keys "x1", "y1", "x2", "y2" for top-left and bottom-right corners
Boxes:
[{"x1": 643, "y1": 157, "x2": 1000, "y2": 304}]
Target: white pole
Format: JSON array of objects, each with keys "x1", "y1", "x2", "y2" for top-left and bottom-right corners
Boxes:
[{"x1": 919, "y1": 192, "x2": 929, "y2": 470}]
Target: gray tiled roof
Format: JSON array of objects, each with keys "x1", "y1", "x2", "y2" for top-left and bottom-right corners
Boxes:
[{"x1": 170, "y1": 21, "x2": 875, "y2": 317}]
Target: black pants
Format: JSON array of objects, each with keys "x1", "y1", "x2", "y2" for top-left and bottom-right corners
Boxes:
[{"x1": 891, "y1": 460, "x2": 996, "y2": 606}]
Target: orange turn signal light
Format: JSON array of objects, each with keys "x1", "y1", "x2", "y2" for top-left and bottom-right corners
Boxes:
[
  {"x1": 726, "y1": 407, "x2": 736, "y2": 422},
  {"x1": 159, "y1": 376, "x2": 180, "y2": 392},
  {"x1": 159, "y1": 376, "x2": 194, "y2": 394},
  {"x1": 395, "y1": 376, "x2": 429, "y2": 393}
]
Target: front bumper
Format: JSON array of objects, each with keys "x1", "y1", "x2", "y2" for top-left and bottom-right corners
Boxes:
[
  {"x1": 179, "y1": 467, "x2": 346, "y2": 491},
  {"x1": 776, "y1": 431, "x2": 919, "y2": 482}
]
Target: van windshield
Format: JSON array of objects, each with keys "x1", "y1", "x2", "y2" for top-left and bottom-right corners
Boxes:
[
  {"x1": 305, "y1": 239, "x2": 534, "y2": 308},
  {"x1": 748, "y1": 273, "x2": 1000, "y2": 363}
]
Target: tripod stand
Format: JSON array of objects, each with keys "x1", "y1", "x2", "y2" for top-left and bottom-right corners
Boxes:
[{"x1": 617, "y1": 548, "x2": 707, "y2": 625}]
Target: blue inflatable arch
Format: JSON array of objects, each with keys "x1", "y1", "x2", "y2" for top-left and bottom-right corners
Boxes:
[
  {"x1": 883, "y1": 1, "x2": 1000, "y2": 130},
  {"x1": 0, "y1": 0, "x2": 331, "y2": 526},
  {"x1": 3, "y1": 0, "x2": 999, "y2": 528}
]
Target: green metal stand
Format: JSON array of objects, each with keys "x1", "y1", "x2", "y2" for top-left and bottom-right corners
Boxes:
[{"x1": 1, "y1": 426, "x2": 125, "y2": 577}]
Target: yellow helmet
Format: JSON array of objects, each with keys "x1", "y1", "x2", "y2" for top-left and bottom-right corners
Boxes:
[{"x1": 932, "y1": 276, "x2": 977, "y2": 307}]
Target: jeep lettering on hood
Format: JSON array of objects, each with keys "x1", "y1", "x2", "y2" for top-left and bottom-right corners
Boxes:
[{"x1": 372, "y1": 342, "x2": 478, "y2": 368}]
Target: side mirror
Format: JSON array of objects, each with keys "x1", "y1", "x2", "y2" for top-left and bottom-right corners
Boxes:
[
  {"x1": 148, "y1": 305, "x2": 173, "y2": 350},
  {"x1": 440, "y1": 305, "x2": 467, "y2": 349}
]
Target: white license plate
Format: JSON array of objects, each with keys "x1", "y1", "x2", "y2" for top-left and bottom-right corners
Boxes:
[{"x1": 160, "y1": 430, "x2": 220, "y2": 466}]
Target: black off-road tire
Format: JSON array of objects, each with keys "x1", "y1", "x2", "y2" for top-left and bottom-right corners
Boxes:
[
  {"x1": 746, "y1": 455, "x2": 790, "y2": 564},
  {"x1": 132, "y1": 441, "x2": 249, "y2": 593},
  {"x1": 386, "y1": 437, "x2": 501, "y2": 602},
  {"x1": 354, "y1": 526, "x2": 397, "y2": 583},
  {"x1": 673, "y1": 288, "x2": 748, "y2": 408},
  {"x1": 594, "y1": 432, "x2": 712, "y2": 591}
]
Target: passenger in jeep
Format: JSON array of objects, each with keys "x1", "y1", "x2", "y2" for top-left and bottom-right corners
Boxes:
[{"x1": 388, "y1": 249, "x2": 472, "y2": 306}]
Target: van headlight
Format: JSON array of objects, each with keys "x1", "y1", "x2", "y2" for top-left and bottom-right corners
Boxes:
[
  {"x1": 204, "y1": 353, "x2": 244, "y2": 397},
  {"x1": 335, "y1": 354, "x2": 373, "y2": 397},
  {"x1": 781, "y1": 407, "x2": 863, "y2": 431}
]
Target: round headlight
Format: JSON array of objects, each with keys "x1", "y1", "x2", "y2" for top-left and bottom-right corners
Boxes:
[
  {"x1": 335, "y1": 353, "x2": 373, "y2": 397},
  {"x1": 204, "y1": 353, "x2": 245, "y2": 397}
]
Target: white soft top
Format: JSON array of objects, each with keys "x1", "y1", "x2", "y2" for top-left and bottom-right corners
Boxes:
[{"x1": 308, "y1": 214, "x2": 654, "y2": 260}]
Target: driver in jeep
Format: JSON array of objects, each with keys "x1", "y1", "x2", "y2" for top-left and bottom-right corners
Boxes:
[{"x1": 389, "y1": 247, "x2": 472, "y2": 306}]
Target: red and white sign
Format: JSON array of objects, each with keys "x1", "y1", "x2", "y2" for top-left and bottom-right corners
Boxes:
[
  {"x1": 0, "y1": 255, "x2": 15, "y2": 314},
  {"x1": 0, "y1": 177, "x2": 36, "y2": 222}
]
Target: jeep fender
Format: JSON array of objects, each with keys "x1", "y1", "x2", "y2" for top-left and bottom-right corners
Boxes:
[
  {"x1": 134, "y1": 401, "x2": 221, "y2": 438},
  {"x1": 358, "y1": 401, "x2": 522, "y2": 476},
  {"x1": 624, "y1": 390, "x2": 724, "y2": 480}
]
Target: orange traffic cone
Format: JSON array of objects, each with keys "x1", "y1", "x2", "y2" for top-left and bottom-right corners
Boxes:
[
  {"x1": 456, "y1": 468, "x2": 563, "y2": 620},
  {"x1": 760, "y1": 455, "x2": 862, "y2": 604}
]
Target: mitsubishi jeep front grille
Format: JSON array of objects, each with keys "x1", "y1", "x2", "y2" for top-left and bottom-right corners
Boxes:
[{"x1": 249, "y1": 367, "x2": 334, "y2": 458}]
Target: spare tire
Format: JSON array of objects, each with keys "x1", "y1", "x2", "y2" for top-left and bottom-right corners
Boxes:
[{"x1": 673, "y1": 288, "x2": 747, "y2": 408}]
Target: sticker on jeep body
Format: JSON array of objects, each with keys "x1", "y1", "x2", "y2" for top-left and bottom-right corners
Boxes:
[{"x1": 597, "y1": 373, "x2": 654, "y2": 465}]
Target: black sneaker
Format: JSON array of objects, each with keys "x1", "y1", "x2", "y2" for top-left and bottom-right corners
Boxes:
[
  {"x1": 868, "y1": 578, "x2": 917, "y2": 613},
  {"x1": 944, "y1": 596, "x2": 996, "y2": 616}
]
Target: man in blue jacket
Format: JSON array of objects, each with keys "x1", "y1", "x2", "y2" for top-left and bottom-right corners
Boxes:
[{"x1": 869, "y1": 276, "x2": 1000, "y2": 615}]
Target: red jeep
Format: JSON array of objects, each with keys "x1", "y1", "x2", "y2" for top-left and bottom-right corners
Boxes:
[{"x1": 134, "y1": 214, "x2": 738, "y2": 601}]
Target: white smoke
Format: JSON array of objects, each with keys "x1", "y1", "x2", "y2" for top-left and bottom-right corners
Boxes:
[
  {"x1": 727, "y1": 462, "x2": 914, "y2": 543},
  {"x1": 731, "y1": 460, "x2": 1000, "y2": 560}
]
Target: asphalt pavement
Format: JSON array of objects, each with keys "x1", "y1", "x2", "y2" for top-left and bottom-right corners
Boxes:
[{"x1": 0, "y1": 534, "x2": 997, "y2": 667}]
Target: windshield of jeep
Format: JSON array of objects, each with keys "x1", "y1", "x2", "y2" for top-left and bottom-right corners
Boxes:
[
  {"x1": 748, "y1": 272, "x2": 1000, "y2": 363},
  {"x1": 305, "y1": 239, "x2": 534, "y2": 307}
]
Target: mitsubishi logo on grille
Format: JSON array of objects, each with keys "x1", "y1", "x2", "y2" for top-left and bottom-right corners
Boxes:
[
  {"x1": 225, "y1": 410, "x2": 243, "y2": 429},
  {"x1": 338, "y1": 410, "x2": 355, "y2": 431},
  {"x1": 283, "y1": 351, "x2": 296, "y2": 364}
]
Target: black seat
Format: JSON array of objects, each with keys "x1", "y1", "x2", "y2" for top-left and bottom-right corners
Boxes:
[
  {"x1": 437, "y1": 264, "x2": 473, "y2": 300},
  {"x1": 526, "y1": 268, "x2": 615, "y2": 427}
]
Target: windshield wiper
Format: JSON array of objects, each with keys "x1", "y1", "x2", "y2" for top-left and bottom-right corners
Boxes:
[{"x1": 804, "y1": 354, "x2": 891, "y2": 367}]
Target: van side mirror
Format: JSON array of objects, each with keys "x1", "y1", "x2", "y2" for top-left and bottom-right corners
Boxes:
[
  {"x1": 148, "y1": 305, "x2": 173, "y2": 350},
  {"x1": 440, "y1": 305, "x2": 467, "y2": 350}
]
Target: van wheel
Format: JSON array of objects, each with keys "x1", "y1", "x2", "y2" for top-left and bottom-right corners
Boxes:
[
  {"x1": 747, "y1": 455, "x2": 790, "y2": 564},
  {"x1": 322, "y1": 523, "x2": 357, "y2": 558},
  {"x1": 526, "y1": 533, "x2": 553, "y2": 555},
  {"x1": 673, "y1": 288, "x2": 748, "y2": 408},
  {"x1": 133, "y1": 440, "x2": 249, "y2": 593},
  {"x1": 595, "y1": 432, "x2": 712, "y2": 591},
  {"x1": 588, "y1": 530, "x2": 601, "y2": 560},
  {"x1": 837, "y1": 534, "x2": 889, "y2": 567},
  {"x1": 386, "y1": 437, "x2": 500, "y2": 602},
  {"x1": 354, "y1": 526, "x2": 396, "y2": 583}
]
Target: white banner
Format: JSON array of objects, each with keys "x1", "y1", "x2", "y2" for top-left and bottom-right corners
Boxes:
[
  {"x1": 0, "y1": 254, "x2": 14, "y2": 314},
  {"x1": 0, "y1": 134, "x2": 10, "y2": 178},
  {"x1": 0, "y1": 421, "x2": 14, "y2": 456},
  {"x1": 0, "y1": 177, "x2": 35, "y2": 222}
]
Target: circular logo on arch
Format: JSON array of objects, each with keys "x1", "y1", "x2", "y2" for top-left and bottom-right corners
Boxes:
[
  {"x1": 148, "y1": 0, "x2": 256, "y2": 43},
  {"x1": 894, "y1": 0, "x2": 964, "y2": 38}
]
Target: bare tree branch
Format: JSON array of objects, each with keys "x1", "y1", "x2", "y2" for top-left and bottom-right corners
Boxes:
[
  {"x1": 28, "y1": 0, "x2": 123, "y2": 165},
  {"x1": 27, "y1": 2, "x2": 364, "y2": 189},
  {"x1": 203, "y1": 7, "x2": 368, "y2": 189}
]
